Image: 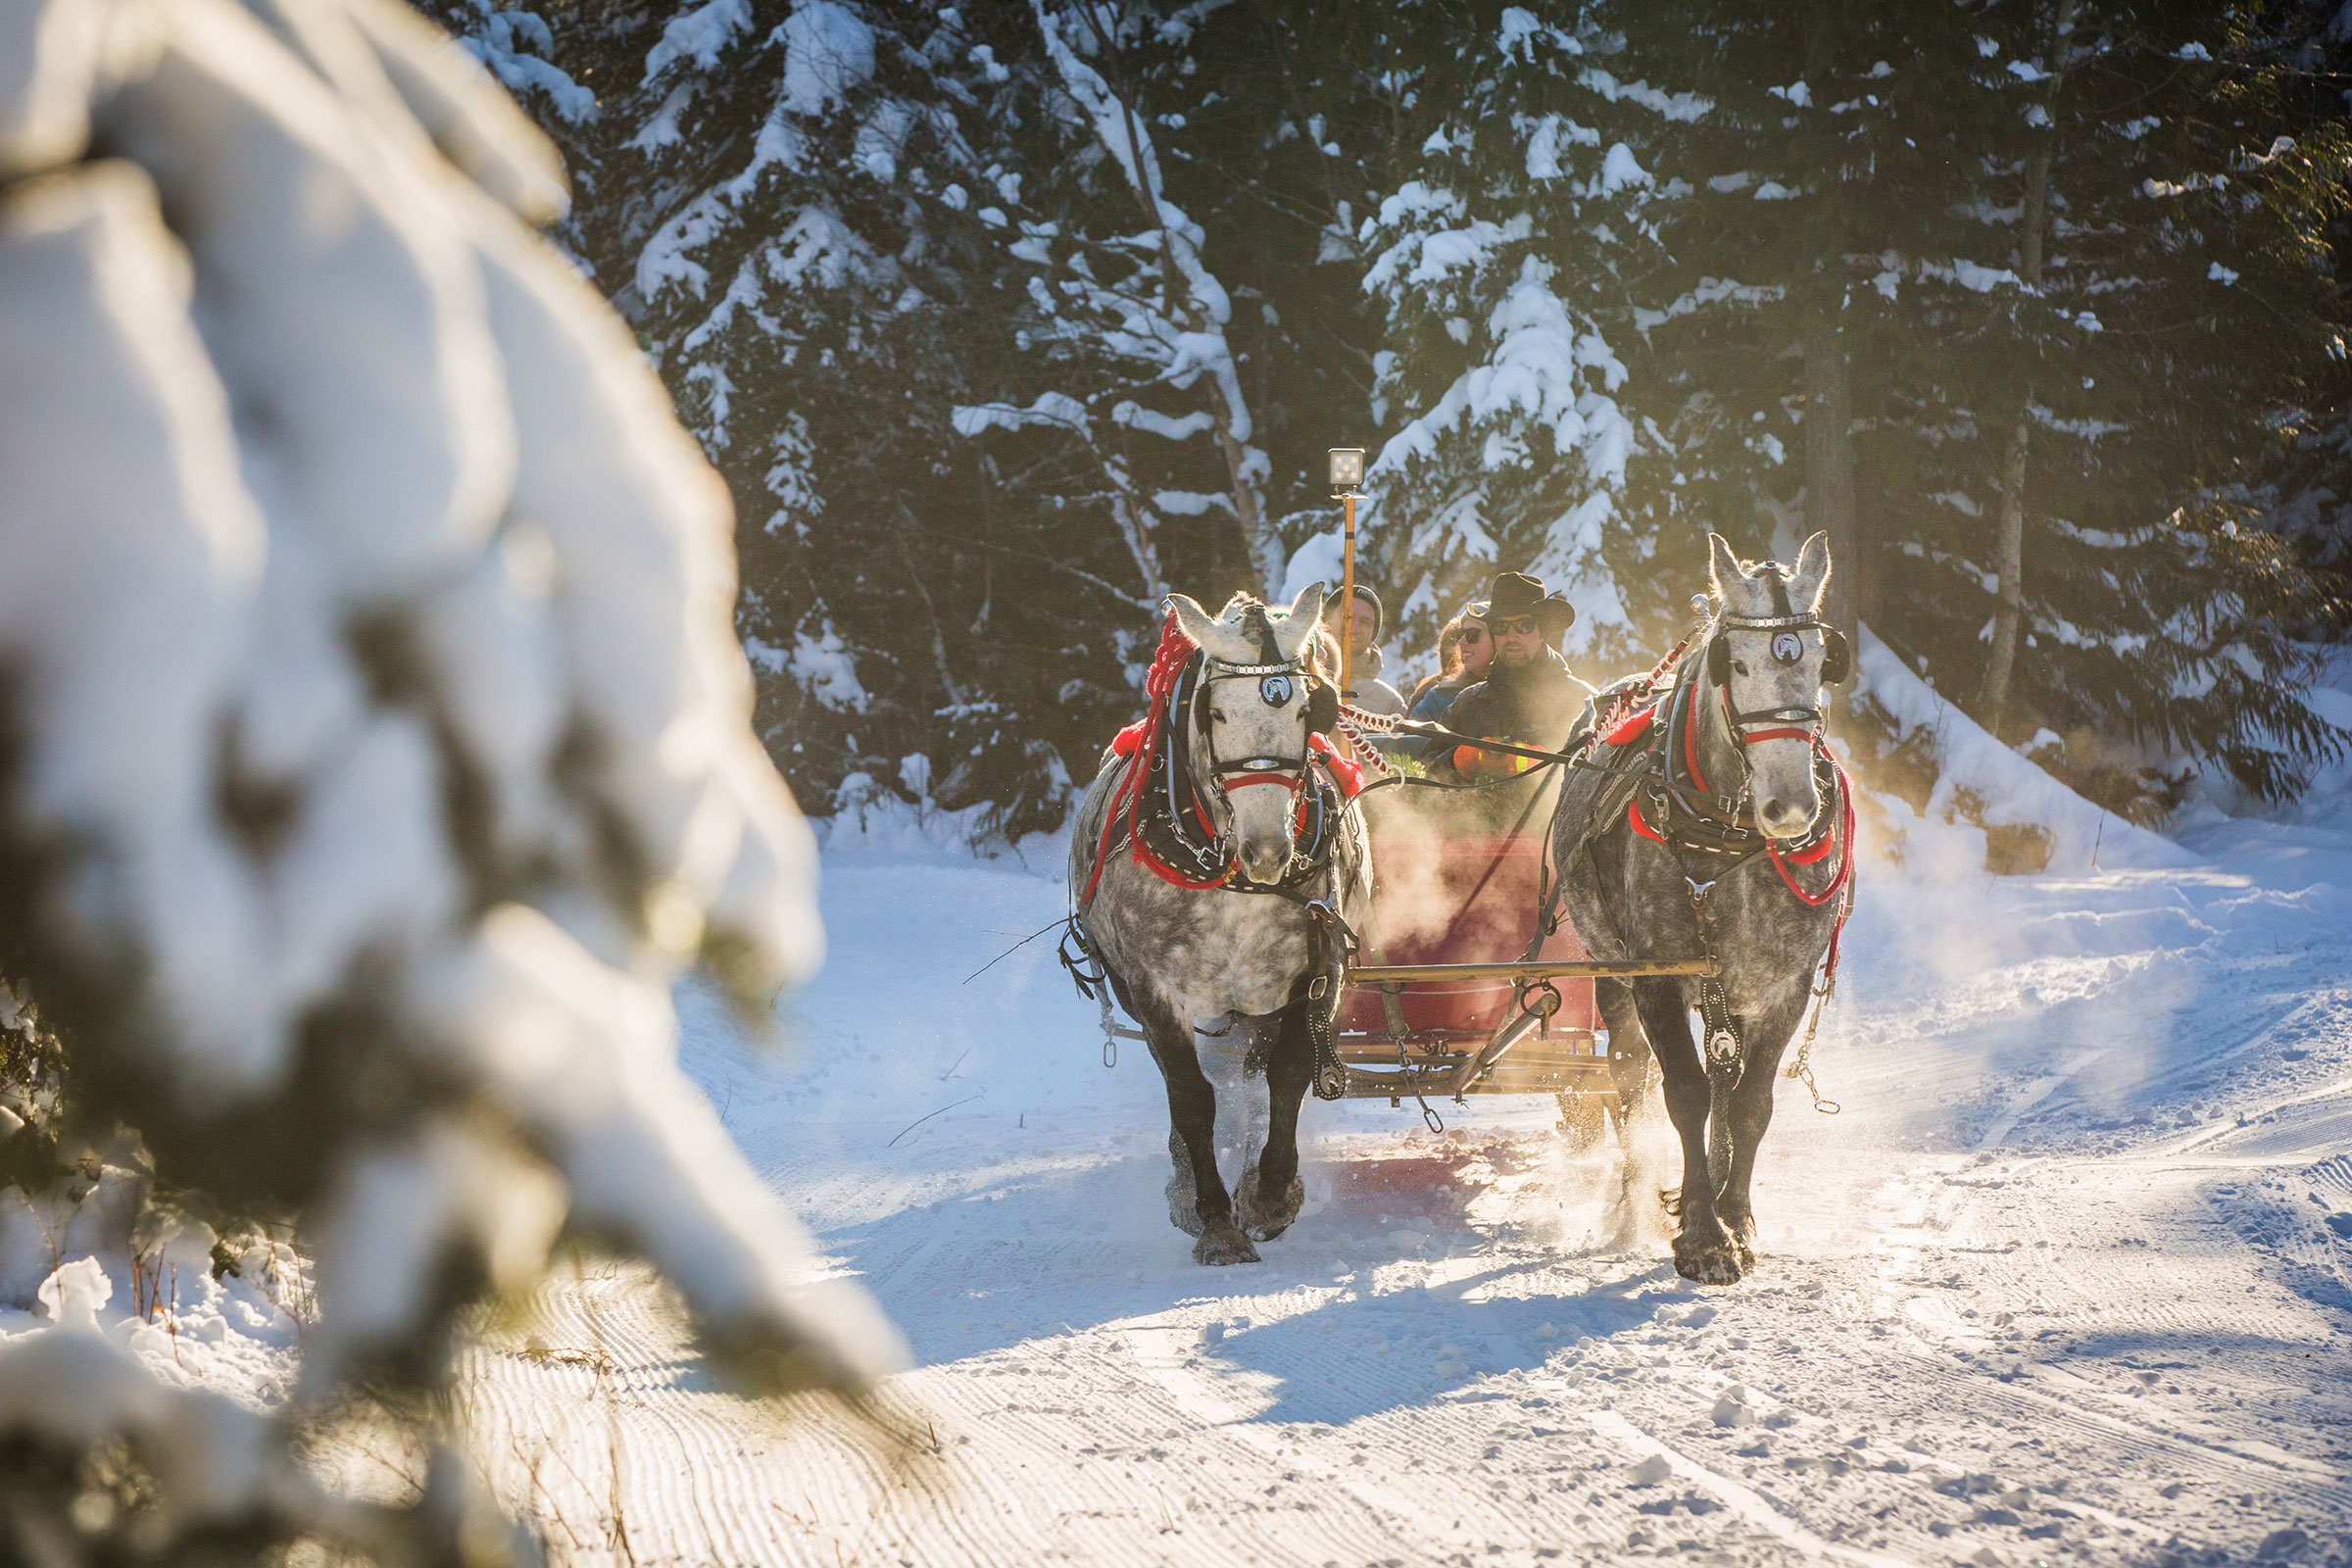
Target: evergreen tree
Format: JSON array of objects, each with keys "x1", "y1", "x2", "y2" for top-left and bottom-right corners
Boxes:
[
  {"x1": 1353, "y1": 4, "x2": 1667, "y2": 674},
  {"x1": 1610, "y1": 0, "x2": 2349, "y2": 797},
  {"x1": 440, "y1": 0, "x2": 2352, "y2": 829}
]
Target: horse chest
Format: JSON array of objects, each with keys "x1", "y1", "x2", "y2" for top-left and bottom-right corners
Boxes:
[{"x1": 1088, "y1": 859, "x2": 1313, "y2": 1017}]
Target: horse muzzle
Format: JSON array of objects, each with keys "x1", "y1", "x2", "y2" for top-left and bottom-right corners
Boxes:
[{"x1": 1756, "y1": 789, "x2": 1821, "y2": 839}]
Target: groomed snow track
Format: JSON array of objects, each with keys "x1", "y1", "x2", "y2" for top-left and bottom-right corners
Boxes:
[{"x1": 456, "y1": 819, "x2": 2352, "y2": 1565}]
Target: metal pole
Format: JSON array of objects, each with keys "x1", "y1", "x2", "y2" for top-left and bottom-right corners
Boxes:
[
  {"x1": 1346, "y1": 957, "x2": 1719, "y2": 984},
  {"x1": 1339, "y1": 490, "x2": 1358, "y2": 697}
]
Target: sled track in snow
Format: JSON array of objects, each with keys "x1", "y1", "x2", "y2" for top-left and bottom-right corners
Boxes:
[{"x1": 449, "y1": 853, "x2": 2352, "y2": 1565}]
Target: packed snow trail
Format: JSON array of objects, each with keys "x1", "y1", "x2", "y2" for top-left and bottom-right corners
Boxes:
[{"x1": 458, "y1": 817, "x2": 2352, "y2": 1565}]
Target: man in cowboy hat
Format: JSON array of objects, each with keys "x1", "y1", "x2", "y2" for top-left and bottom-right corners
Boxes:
[{"x1": 1424, "y1": 570, "x2": 1581, "y2": 781}]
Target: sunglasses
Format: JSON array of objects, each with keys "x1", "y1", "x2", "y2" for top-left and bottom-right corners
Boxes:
[
  {"x1": 1492, "y1": 615, "x2": 1542, "y2": 636},
  {"x1": 1458, "y1": 627, "x2": 1487, "y2": 644}
]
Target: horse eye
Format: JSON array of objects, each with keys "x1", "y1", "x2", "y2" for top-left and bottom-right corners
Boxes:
[{"x1": 1732, "y1": 660, "x2": 1749, "y2": 677}]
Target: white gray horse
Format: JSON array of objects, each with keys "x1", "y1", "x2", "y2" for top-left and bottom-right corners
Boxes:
[
  {"x1": 1069, "y1": 582, "x2": 1372, "y2": 1265},
  {"x1": 1551, "y1": 533, "x2": 1855, "y2": 1285}
]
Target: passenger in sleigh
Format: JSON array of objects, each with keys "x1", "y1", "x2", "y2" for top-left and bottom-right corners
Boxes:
[
  {"x1": 1403, "y1": 599, "x2": 1492, "y2": 726},
  {"x1": 1319, "y1": 583, "x2": 1408, "y2": 717},
  {"x1": 1423, "y1": 570, "x2": 1584, "y2": 783}
]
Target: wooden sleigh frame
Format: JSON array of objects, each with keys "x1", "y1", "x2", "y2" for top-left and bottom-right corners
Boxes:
[{"x1": 1331, "y1": 787, "x2": 1705, "y2": 1114}]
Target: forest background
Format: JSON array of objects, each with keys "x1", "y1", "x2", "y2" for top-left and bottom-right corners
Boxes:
[{"x1": 431, "y1": 0, "x2": 2352, "y2": 839}]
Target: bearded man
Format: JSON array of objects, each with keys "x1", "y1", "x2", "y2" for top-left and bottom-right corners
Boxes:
[{"x1": 1425, "y1": 571, "x2": 1581, "y2": 781}]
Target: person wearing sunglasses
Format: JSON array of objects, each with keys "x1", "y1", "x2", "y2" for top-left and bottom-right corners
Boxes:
[
  {"x1": 1404, "y1": 601, "x2": 1493, "y2": 726},
  {"x1": 1423, "y1": 570, "x2": 1581, "y2": 782}
]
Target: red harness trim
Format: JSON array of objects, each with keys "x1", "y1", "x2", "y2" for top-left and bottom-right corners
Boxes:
[
  {"x1": 1218, "y1": 770, "x2": 1298, "y2": 793},
  {"x1": 1740, "y1": 726, "x2": 1817, "y2": 746},
  {"x1": 1682, "y1": 688, "x2": 1711, "y2": 796},
  {"x1": 1765, "y1": 749, "x2": 1856, "y2": 908},
  {"x1": 1605, "y1": 705, "x2": 1657, "y2": 748},
  {"x1": 1308, "y1": 731, "x2": 1364, "y2": 796},
  {"x1": 1081, "y1": 614, "x2": 1201, "y2": 905},
  {"x1": 1627, "y1": 794, "x2": 1667, "y2": 843},
  {"x1": 1781, "y1": 825, "x2": 1838, "y2": 864}
]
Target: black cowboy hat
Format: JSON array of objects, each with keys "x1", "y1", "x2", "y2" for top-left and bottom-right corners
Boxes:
[{"x1": 1485, "y1": 570, "x2": 1575, "y2": 642}]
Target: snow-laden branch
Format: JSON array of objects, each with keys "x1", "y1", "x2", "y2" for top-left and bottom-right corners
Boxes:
[
  {"x1": 1028, "y1": 0, "x2": 1278, "y2": 593},
  {"x1": 0, "y1": 0, "x2": 900, "y2": 1553}
]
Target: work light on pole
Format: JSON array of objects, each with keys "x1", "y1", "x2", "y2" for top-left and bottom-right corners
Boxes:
[{"x1": 1328, "y1": 447, "x2": 1365, "y2": 497}]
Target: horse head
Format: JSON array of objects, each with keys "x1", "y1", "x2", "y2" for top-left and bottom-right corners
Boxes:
[
  {"x1": 1703, "y1": 532, "x2": 1844, "y2": 840},
  {"x1": 1166, "y1": 579, "x2": 1329, "y2": 886}
]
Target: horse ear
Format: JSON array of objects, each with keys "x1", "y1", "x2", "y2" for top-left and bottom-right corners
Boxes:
[
  {"x1": 1275, "y1": 580, "x2": 1327, "y2": 660},
  {"x1": 1706, "y1": 533, "x2": 1745, "y2": 600},
  {"x1": 1167, "y1": 594, "x2": 1221, "y2": 650},
  {"x1": 1792, "y1": 530, "x2": 1832, "y2": 612}
]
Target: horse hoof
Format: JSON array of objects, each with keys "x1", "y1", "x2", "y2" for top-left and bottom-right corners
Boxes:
[
  {"x1": 1719, "y1": 1211, "x2": 1757, "y2": 1271},
  {"x1": 1193, "y1": 1222, "x2": 1261, "y2": 1266},
  {"x1": 1234, "y1": 1170, "x2": 1303, "y2": 1242},
  {"x1": 1674, "y1": 1244, "x2": 1743, "y2": 1286}
]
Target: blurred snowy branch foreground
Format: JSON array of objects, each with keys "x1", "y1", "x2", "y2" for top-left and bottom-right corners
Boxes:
[{"x1": 0, "y1": 0, "x2": 898, "y2": 1557}]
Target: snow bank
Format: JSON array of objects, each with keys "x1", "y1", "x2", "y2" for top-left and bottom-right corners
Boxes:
[{"x1": 1857, "y1": 627, "x2": 2200, "y2": 873}]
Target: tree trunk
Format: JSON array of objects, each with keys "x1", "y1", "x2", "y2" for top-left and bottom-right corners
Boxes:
[
  {"x1": 1801, "y1": 0, "x2": 1859, "y2": 660},
  {"x1": 1802, "y1": 313, "x2": 1858, "y2": 652},
  {"x1": 1978, "y1": 0, "x2": 2074, "y2": 737},
  {"x1": 1981, "y1": 417, "x2": 2032, "y2": 735}
]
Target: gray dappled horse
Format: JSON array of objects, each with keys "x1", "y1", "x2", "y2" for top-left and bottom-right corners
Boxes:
[
  {"x1": 1552, "y1": 534, "x2": 1854, "y2": 1285},
  {"x1": 1069, "y1": 583, "x2": 1372, "y2": 1265}
]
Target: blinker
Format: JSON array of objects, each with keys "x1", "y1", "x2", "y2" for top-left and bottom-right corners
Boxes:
[{"x1": 1259, "y1": 674, "x2": 1295, "y2": 706}]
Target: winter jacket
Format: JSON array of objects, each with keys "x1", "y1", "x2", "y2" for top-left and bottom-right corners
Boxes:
[
  {"x1": 1344, "y1": 643, "x2": 1407, "y2": 718},
  {"x1": 1425, "y1": 648, "x2": 1580, "y2": 777},
  {"x1": 1406, "y1": 676, "x2": 1471, "y2": 726}
]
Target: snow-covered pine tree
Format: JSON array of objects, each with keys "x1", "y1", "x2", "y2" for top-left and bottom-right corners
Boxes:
[
  {"x1": 0, "y1": 3, "x2": 894, "y2": 1556},
  {"x1": 1354, "y1": 6, "x2": 1684, "y2": 681},
  {"x1": 954, "y1": 1, "x2": 1422, "y2": 627},
  {"x1": 1354, "y1": 4, "x2": 1664, "y2": 676},
  {"x1": 1862, "y1": 0, "x2": 2350, "y2": 797},
  {"x1": 2218, "y1": 1, "x2": 2352, "y2": 643},
  {"x1": 1595, "y1": 0, "x2": 2002, "y2": 652},
  {"x1": 431, "y1": 1, "x2": 1395, "y2": 835},
  {"x1": 426, "y1": 2, "x2": 1106, "y2": 835},
  {"x1": 1608, "y1": 0, "x2": 2348, "y2": 799}
]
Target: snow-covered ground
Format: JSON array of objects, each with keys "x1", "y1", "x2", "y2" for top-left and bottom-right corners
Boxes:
[{"x1": 450, "y1": 800, "x2": 2352, "y2": 1567}]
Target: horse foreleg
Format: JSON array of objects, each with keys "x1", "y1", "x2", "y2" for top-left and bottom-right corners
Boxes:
[
  {"x1": 1631, "y1": 978, "x2": 1741, "y2": 1285},
  {"x1": 1713, "y1": 989, "x2": 1809, "y2": 1268},
  {"x1": 1137, "y1": 991, "x2": 1259, "y2": 1266},
  {"x1": 1237, "y1": 1003, "x2": 1311, "y2": 1242}
]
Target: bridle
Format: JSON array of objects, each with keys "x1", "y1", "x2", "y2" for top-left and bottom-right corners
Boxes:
[
  {"x1": 1163, "y1": 603, "x2": 1339, "y2": 883},
  {"x1": 1701, "y1": 564, "x2": 1851, "y2": 756}
]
